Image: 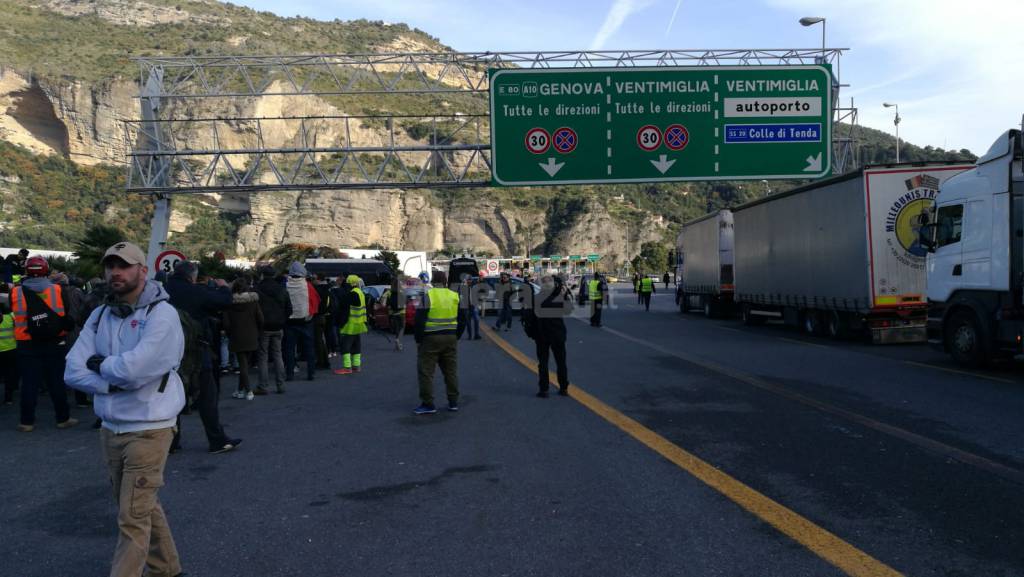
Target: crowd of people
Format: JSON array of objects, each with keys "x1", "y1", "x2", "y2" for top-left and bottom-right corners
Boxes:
[{"x1": 2, "y1": 242, "x2": 591, "y2": 577}]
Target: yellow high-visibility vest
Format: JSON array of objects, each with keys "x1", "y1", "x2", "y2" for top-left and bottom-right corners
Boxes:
[{"x1": 424, "y1": 288, "x2": 459, "y2": 333}]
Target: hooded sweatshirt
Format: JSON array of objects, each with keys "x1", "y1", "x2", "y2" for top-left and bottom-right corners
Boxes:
[{"x1": 64, "y1": 280, "x2": 185, "y2": 434}]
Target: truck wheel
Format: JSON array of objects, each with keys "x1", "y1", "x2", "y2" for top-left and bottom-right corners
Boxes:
[
  {"x1": 803, "y1": 311, "x2": 822, "y2": 335},
  {"x1": 826, "y1": 311, "x2": 847, "y2": 339},
  {"x1": 945, "y1": 311, "x2": 989, "y2": 366}
]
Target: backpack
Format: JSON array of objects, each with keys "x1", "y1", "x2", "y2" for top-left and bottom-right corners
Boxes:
[
  {"x1": 91, "y1": 300, "x2": 206, "y2": 395},
  {"x1": 520, "y1": 307, "x2": 539, "y2": 340},
  {"x1": 21, "y1": 287, "x2": 72, "y2": 342}
]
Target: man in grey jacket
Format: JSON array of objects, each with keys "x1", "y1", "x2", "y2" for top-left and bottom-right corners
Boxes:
[{"x1": 65, "y1": 242, "x2": 185, "y2": 577}]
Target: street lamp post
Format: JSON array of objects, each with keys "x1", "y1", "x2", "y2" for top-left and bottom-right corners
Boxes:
[
  {"x1": 799, "y1": 16, "x2": 826, "y2": 57},
  {"x1": 883, "y1": 102, "x2": 901, "y2": 163}
]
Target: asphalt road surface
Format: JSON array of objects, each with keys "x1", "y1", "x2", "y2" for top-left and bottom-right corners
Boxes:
[{"x1": 2, "y1": 283, "x2": 1022, "y2": 576}]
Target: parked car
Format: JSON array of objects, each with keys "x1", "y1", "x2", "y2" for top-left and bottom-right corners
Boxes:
[{"x1": 476, "y1": 275, "x2": 539, "y2": 315}]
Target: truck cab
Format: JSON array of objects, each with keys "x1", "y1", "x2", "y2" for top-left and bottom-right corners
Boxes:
[{"x1": 923, "y1": 129, "x2": 1024, "y2": 364}]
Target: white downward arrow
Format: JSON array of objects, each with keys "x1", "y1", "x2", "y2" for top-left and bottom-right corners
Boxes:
[
  {"x1": 803, "y1": 152, "x2": 823, "y2": 172},
  {"x1": 539, "y1": 158, "x2": 564, "y2": 177},
  {"x1": 650, "y1": 154, "x2": 676, "y2": 174}
]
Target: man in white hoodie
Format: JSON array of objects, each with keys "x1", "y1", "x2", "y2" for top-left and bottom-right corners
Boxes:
[{"x1": 65, "y1": 242, "x2": 185, "y2": 577}]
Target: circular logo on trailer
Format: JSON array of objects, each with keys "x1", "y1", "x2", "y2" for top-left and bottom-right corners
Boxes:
[
  {"x1": 893, "y1": 198, "x2": 933, "y2": 257},
  {"x1": 524, "y1": 128, "x2": 550, "y2": 154},
  {"x1": 553, "y1": 127, "x2": 578, "y2": 154},
  {"x1": 663, "y1": 124, "x2": 689, "y2": 151},
  {"x1": 636, "y1": 125, "x2": 661, "y2": 151}
]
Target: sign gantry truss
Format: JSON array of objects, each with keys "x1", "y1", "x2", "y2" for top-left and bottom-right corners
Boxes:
[
  {"x1": 127, "y1": 48, "x2": 854, "y2": 194},
  {"x1": 126, "y1": 114, "x2": 490, "y2": 192}
]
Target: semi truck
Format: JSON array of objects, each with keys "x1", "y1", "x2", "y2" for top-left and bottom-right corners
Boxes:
[
  {"x1": 675, "y1": 210, "x2": 735, "y2": 317},
  {"x1": 732, "y1": 163, "x2": 972, "y2": 343},
  {"x1": 921, "y1": 129, "x2": 1024, "y2": 365}
]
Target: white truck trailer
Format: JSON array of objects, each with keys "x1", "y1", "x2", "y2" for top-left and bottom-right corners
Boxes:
[
  {"x1": 921, "y1": 129, "x2": 1024, "y2": 364},
  {"x1": 675, "y1": 210, "x2": 735, "y2": 317},
  {"x1": 733, "y1": 163, "x2": 972, "y2": 342}
]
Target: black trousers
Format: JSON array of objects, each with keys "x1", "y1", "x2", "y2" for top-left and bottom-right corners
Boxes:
[
  {"x1": 536, "y1": 337, "x2": 568, "y2": 392},
  {"x1": 1, "y1": 349, "x2": 19, "y2": 403},
  {"x1": 590, "y1": 301, "x2": 603, "y2": 326},
  {"x1": 641, "y1": 293, "x2": 652, "y2": 311},
  {"x1": 173, "y1": 366, "x2": 230, "y2": 451}
]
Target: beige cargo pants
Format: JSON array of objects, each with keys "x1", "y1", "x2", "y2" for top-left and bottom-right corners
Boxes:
[{"x1": 101, "y1": 427, "x2": 181, "y2": 577}]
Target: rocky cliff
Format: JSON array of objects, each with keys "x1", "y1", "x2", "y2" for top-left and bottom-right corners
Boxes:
[{"x1": 0, "y1": 0, "x2": 672, "y2": 266}]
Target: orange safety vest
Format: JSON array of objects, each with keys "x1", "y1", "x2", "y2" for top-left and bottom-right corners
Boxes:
[{"x1": 10, "y1": 284, "x2": 66, "y2": 341}]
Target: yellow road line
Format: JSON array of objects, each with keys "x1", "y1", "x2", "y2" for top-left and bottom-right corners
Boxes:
[
  {"x1": 904, "y1": 360, "x2": 1016, "y2": 385},
  {"x1": 481, "y1": 324, "x2": 904, "y2": 577}
]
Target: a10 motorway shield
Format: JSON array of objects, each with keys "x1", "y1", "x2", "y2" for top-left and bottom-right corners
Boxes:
[{"x1": 489, "y1": 65, "x2": 832, "y2": 186}]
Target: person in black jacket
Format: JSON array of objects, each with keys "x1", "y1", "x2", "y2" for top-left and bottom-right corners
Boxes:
[
  {"x1": 255, "y1": 265, "x2": 292, "y2": 394},
  {"x1": 527, "y1": 274, "x2": 573, "y2": 397},
  {"x1": 164, "y1": 260, "x2": 241, "y2": 454}
]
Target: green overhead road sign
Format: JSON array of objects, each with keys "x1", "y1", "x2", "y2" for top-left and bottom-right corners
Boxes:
[
  {"x1": 587, "y1": 254, "x2": 601, "y2": 262},
  {"x1": 489, "y1": 65, "x2": 832, "y2": 186}
]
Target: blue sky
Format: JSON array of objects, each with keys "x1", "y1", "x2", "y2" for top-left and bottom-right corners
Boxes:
[{"x1": 233, "y1": 0, "x2": 1023, "y2": 155}]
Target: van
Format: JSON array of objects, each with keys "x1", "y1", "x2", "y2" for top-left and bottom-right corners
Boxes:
[{"x1": 304, "y1": 259, "x2": 394, "y2": 286}]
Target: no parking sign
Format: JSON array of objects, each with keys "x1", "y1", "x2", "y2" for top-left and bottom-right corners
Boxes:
[{"x1": 486, "y1": 260, "x2": 500, "y2": 275}]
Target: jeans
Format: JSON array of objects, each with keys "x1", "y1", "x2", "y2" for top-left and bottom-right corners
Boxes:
[
  {"x1": 258, "y1": 330, "x2": 285, "y2": 389},
  {"x1": 17, "y1": 342, "x2": 70, "y2": 425},
  {"x1": 314, "y1": 315, "x2": 330, "y2": 368},
  {"x1": 495, "y1": 304, "x2": 513, "y2": 330},
  {"x1": 283, "y1": 321, "x2": 315, "y2": 379},
  {"x1": 465, "y1": 306, "x2": 479, "y2": 339}
]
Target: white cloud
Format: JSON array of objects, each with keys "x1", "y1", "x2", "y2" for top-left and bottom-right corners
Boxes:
[{"x1": 590, "y1": 0, "x2": 656, "y2": 50}]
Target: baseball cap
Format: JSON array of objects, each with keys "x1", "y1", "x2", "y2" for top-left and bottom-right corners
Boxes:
[{"x1": 102, "y1": 242, "x2": 147, "y2": 266}]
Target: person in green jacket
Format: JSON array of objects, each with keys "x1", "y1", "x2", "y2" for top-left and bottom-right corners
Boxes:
[
  {"x1": 0, "y1": 291, "x2": 19, "y2": 405},
  {"x1": 334, "y1": 274, "x2": 368, "y2": 375}
]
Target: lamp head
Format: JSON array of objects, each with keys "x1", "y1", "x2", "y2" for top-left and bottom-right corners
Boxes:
[
  {"x1": 799, "y1": 17, "x2": 825, "y2": 26},
  {"x1": 883, "y1": 102, "x2": 896, "y2": 108}
]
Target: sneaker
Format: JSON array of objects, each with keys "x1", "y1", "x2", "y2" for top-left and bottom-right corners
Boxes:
[
  {"x1": 536, "y1": 390, "x2": 549, "y2": 398},
  {"x1": 210, "y1": 438, "x2": 242, "y2": 454},
  {"x1": 16, "y1": 423, "x2": 34, "y2": 433},
  {"x1": 413, "y1": 403, "x2": 437, "y2": 415},
  {"x1": 333, "y1": 368, "x2": 353, "y2": 375},
  {"x1": 447, "y1": 401, "x2": 459, "y2": 412},
  {"x1": 493, "y1": 325, "x2": 500, "y2": 331},
  {"x1": 245, "y1": 391, "x2": 254, "y2": 401},
  {"x1": 56, "y1": 418, "x2": 79, "y2": 429},
  {"x1": 231, "y1": 390, "x2": 246, "y2": 399},
  {"x1": 253, "y1": 387, "x2": 269, "y2": 396},
  {"x1": 557, "y1": 388, "x2": 570, "y2": 397},
  {"x1": 306, "y1": 374, "x2": 315, "y2": 381},
  {"x1": 276, "y1": 386, "x2": 286, "y2": 394}
]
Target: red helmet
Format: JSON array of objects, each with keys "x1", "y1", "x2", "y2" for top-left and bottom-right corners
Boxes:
[{"x1": 25, "y1": 256, "x2": 49, "y2": 277}]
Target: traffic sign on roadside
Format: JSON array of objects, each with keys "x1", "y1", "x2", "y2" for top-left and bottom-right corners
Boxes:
[
  {"x1": 489, "y1": 65, "x2": 832, "y2": 186},
  {"x1": 587, "y1": 254, "x2": 600, "y2": 262},
  {"x1": 155, "y1": 249, "x2": 186, "y2": 275}
]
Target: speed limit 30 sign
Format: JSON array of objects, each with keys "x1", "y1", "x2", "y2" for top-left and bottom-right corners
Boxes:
[
  {"x1": 525, "y1": 128, "x2": 551, "y2": 154},
  {"x1": 155, "y1": 249, "x2": 186, "y2": 275}
]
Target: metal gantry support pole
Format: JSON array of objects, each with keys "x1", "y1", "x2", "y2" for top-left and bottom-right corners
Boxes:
[{"x1": 138, "y1": 67, "x2": 173, "y2": 278}]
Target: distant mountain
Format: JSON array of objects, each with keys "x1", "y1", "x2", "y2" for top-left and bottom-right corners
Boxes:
[{"x1": 0, "y1": 0, "x2": 977, "y2": 264}]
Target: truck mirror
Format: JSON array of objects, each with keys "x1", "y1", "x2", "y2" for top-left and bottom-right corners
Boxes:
[{"x1": 918, "y1": 223, "x2": 938, "y2": 252}]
